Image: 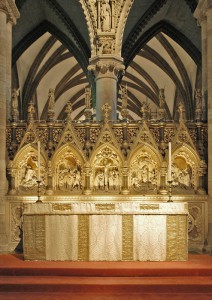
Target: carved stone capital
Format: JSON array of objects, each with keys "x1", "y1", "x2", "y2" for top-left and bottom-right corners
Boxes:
[
  {"x1": 0, "y1": 0, "x2": 20, "y2": 25},
  {"x1": 88, "y1": 56, "x2": 125, "y2": 80},
  {"x1": 194, "y1": 0, "x2": 212, "y2": 26}
]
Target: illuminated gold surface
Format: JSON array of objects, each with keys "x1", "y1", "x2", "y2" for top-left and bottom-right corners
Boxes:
[
  {"x1": 140, "y1": 204, "x2": 159, "y2": 210},
  {"x1": 78, "y1": 215, "x2": 89, "y2": 260},
  {"x1": 122, "y1": 215, "x2": 134, "y2": 260},
  {"x1": 23, "y1": 215, "x2": 46, "y2": 260},
  {"x1": 52, "y1": 203, "x2": 72, "y2": 211},
  {"x1": 166, "y1": 215, "x2": 188, "y2": 261},
  {"x1": 95, "y1": 204, "x2": 115, "y2": 211}
]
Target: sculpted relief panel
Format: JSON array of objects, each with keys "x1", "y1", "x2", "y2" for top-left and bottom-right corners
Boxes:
[
  {"x1": 17, "y1": 150, "x2": 46, "y2": 193},
  {"x1": 171, "y1": 151, "x2": 198, "y2": 194},
  {"x1": 130, "y1": 151, "x2": 159, "y2": 194},
  {"x1": 92, "y1": 147, "x2": 121, "y2": 193},
  {"x1": 55, "y1": 151, "x2": 82, "y2": 193}
]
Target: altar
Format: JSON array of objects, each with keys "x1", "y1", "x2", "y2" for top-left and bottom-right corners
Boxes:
[{"x1": 23, "y1": 202, "x2": 188, "y2": 261}]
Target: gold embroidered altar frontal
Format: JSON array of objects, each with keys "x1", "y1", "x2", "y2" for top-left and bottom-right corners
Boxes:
[{"x1": 23, "y1": 202, "x2": 188, "y2": 261}]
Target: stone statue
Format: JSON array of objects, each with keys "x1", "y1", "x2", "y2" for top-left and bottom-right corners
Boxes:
[
  {"x1": 47, "y1": 88, "x2": 55, "y2": 121},
  {"x1": 195, "y1": 89, "x2": 203, "y2": 121},
  {"x1": 11, "y1": 88, "x2": 20, "y2": 121},
  {"x1": 159, "y1": 88, "x2": 165, "y2": 109},
  {"x1": 101, "y1": 0, "x2": 111, "y2": 32},
  {"x1": 158, "y1": 88, "x2": 166, "y2": 119},
  {"x1": 28, "y1": 101, "x2": 35, "y2": 122},
  {"x1": 195, "y1": 89, "x2": 202, "y2": 110},
  {"x1": 48, "y1": 88, "x2": 55, "y2": 110},
  {"x1": 120, "y1": 85, "x2": 128, "y2": 109},
  {"x1": 85, "y1": 87, "x2": 91, "y2": 109},
  {"x1": 178, "y1": 101, "x2": 185, "y2": 121}
]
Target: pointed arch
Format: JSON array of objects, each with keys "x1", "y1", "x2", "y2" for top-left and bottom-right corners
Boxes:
[
  {"x1": 123, "y1": 21, "x2": 201, "y2": 67},
  {"x1": 12, "y1": 20, "x2": 90, "y2": 72}
]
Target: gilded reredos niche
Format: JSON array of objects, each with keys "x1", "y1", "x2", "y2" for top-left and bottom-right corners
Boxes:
[{"x1": 7, "y1": 120, "x2": 205, "y2": 196}]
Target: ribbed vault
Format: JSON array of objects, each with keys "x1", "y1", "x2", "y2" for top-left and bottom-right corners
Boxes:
[{"x1": 12, "y1": 0, "x2": 201, "y2": 122}]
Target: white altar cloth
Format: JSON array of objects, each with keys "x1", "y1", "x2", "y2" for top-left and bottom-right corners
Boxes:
[{"x1": 23, "y1": 202, "x2": 188, "y2": 261}]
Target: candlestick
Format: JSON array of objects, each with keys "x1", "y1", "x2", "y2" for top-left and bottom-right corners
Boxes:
[
  {"x1": 38, "y1": 141, "x2": 41, "y2": 181},
  {"x1": 168, "y1": 142, "x2": 172, "y2": 181}
]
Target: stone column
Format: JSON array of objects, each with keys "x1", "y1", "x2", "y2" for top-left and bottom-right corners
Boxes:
[
  {"x1": 6, "y1": 21, "x2": 12, "y2": 121},
  {"x1": 207, "y1": 5, "x2": 212, "y2": 250},
  {"x1": 88, "y1": 55, "x2": 125, "y2": 121},
  {"x1": 194, "y1": 0, "x2": 212, "y2": 252},
  {"x1": 83, "y1": 162, "x2": 92, "y2": 195},
  {"x1": 0, "y1": 0, "x2": 19, "y2": 251},
  {"x1": 121, "y1": 162, "x2": 129, "y2": 194}
]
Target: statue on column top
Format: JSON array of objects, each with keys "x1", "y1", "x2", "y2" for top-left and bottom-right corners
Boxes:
[
  {"x1": 100, "y1": 0, "x2": 111, "y2": 32},
  {"x1": 158, "y1": 88, "x2": 166, "y2": 120},
  {"x1": 195, "y1": 89, "x2": 203, "y2": 121},
  {"x1": 47, "y1": 88, "x2": 55, "y2": 121},
  {"x1": 195, "y1": 89, "x2": 202, "y2": 110},
  {"x1": 11, "y1": 88, "x2": 20, "y2": 122},
  {"x1": 120, "y1": 84, "x2": 128, "y2": 110},
  {"x1": 85, "y1": 87, "x2": 91, "y2": 109}
]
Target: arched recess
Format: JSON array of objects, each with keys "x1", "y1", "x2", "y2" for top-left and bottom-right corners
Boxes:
[
  {"x1": 90, "y1": 144, "x2": 124, "y2": 193},
  {"x1": 10, "y1": 144, "x2": 47, "y2": 194},
  {"x1": 128, "y1": 144, "x2": 163, "y2": 194},
  {"x1": 12, "y1": 20, "x2": 90, "y2": 73},
  {"x1": 123, "y1": 21, "x2": 201, "y2": 67},
  {"x1": 171, "y1": 144, "x2": 202, "y2": 192},
  {"x1": 51, "y1": 145, "x2": 85, "y2": 193}
]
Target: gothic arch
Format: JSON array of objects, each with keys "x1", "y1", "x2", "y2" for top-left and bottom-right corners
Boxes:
[
  {"x1": 12, "y1": 20, "x2": 90, "y2": 71},
  {"x1": 123, "y1": 21, "x2": 201, "y2": 67}
]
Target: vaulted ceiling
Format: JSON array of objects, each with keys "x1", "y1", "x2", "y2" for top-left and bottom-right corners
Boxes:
[{"x1": 12, "y1": 0, "x2": 200, "y2": 122}]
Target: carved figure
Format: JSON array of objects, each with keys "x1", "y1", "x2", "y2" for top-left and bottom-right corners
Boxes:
[
  {"x1": 21, "y1": 165, "x2": 37, "y2": 188},
  {"x1": 159, "y1": 88, "x2": 165, "y2": 108},
  {"x1": 57, "y1": 155, "x2": 82, "y2": 191},
  {"x1": 172, "y1": 164, "x2": 191, "y2": 188},
  {"x1": 195, "y1": 89, "x2": 202, "y2": 110},
  {"x1": 178, "y1": 101, "x2": 185, "y2": 121},
  {"x1": 12, "y1": 88, "x2": 19, "y2": 110},
  {"x1": 101, "y1": 0, "x2": 111, "y2": 32},
  {"x1": 11, "y1": 88, "x2": 20, "y2": 121},
  {"x1": 120, "y1": 85, "x2": 128, "y2": 109},
  {"x1": 48, "y1": 88, "x2": 55, "y2": 111},
  {"x1": 130, "y1": 154, "x2": 158, "y2": 192},
  {"x1": 85, "y1": 87, "x2": 91, "y2": 109}
]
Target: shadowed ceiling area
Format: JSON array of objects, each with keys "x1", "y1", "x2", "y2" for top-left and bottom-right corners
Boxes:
[{"x1": 12, "y1": 0, "x2": 200, "y2": 122}]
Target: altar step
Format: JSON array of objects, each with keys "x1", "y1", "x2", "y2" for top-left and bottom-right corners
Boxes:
[
  {"x1": 0, "y1": 275, "x2": 212, "y2": 300},
  {"x1": 1, "y1": 275, "x2": 212, "y2": 292},
  {"x1": 0, "y1": 254, "x2": 212, "y2": 299}
]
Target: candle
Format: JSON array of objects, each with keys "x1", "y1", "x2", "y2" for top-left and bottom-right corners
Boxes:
[
  {"x1": 168, "y1": 142, "x2": 172, "y2": 181},
  {"x1": 38, "y1": 141, "x2": 41, "y2": 181}
]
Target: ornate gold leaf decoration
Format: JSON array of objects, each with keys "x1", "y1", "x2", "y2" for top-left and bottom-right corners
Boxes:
[
  {"x1": 78, "y1": 215, "x2": 89, "y2": 261},
  {"x1": 122, "y1": 215, "x2": 133, "y2": 261}
]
